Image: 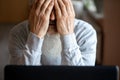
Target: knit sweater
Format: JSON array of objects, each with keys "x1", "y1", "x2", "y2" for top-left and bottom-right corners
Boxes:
[{"x1": 8, "y1": 19, "x2": 97, "y2": 66}]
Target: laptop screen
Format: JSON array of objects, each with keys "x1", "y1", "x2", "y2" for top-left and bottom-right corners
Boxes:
[{"x1": 4, "y1": 65, "x2": 119, "y2": 80}]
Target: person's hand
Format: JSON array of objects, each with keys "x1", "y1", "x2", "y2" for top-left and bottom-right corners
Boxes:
[
  {"x1": 54, "y1": 0, "x2": 75, "y2": 35},
  {"x1": 29, "y1": 0, "x2": 54, "y2": 38}
]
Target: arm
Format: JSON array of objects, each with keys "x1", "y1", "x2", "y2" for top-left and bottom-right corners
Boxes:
[
  {"x1": 54, "y1": 0, "x2": 97, "y2": 66},
  {"x1": 61, "y1": 28, "x2": 97, "y2": 66},
  {"x1": 9, "y1": 0, "x2": 54, "y2": 65},
  {"x1": 9, "y1": 30, "x2": 43, "y2": 65}
]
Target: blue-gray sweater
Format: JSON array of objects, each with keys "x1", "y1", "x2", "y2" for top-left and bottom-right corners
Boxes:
[{"x1": 8, "y1": 19, "x2": 97, "y2": 66}]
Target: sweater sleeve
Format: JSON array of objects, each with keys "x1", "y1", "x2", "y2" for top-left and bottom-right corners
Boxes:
[
  {"x1": 60, "y1": 33, "x2": 82, "y2": 65},
  {"x1": 9, "y1": 31, "x2": 44, "y2": 65},
  {"x1": 60, "y1": 25, "x2": 97, "y2": 66}
]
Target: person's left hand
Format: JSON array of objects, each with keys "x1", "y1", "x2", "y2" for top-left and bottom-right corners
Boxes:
[{"x1": 54, "y1": 0, "x2": 75, "y2": 35}]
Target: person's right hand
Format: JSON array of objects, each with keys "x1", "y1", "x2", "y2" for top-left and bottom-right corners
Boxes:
[{"x1": 29, "y1": 0, "x2": 54, "y2": 38}]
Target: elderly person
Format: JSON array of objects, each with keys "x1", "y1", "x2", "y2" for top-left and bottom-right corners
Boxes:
[{"x1": 8, "y1": 0, "x2": 97, "y2": 66}]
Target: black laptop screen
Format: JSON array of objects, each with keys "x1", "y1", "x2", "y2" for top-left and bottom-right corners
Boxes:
[{"x1": 4, "y1": 65, "x2": 119, "y2": 80}]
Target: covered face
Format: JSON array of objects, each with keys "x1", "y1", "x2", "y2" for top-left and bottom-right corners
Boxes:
[
  {"x1": 50, "y1": 9, "x2": 56, "y2": 25},
  {"x1": 29, "y1": 0, "x2": 56, "y2": 25},
  {"x1": 29, "y1": 0, "x2": 75, "y2": 35}
]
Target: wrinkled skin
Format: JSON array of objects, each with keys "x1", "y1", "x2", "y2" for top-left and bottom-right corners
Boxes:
[{"x1": 29, "y1": 0, "x2": 75, "y2": 38}]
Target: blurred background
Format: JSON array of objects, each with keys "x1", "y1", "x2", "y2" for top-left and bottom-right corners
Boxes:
[{"x1": 0, "y1": 0, "x2": 120, "y2": 80}]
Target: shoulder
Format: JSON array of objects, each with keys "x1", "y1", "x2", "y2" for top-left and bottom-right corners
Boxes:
[
  {"x1": 74, "y1": 19, "x2": 97, "y2": 39},
  {"x1": 9, "y1": 20, "x2": 29, "y2": 36},
  {"x1": 74, "y1": 19, "x2": 96, "y2": 34},
  {"x1": 9, "y1": 20, "x2": 30, "y2": 45},
  {"x1": 9, "y1": 20, "x2": 30, "y2": 49},
  {"x1": 74, "y1": 19, "x2": 97, "y2": 47}
]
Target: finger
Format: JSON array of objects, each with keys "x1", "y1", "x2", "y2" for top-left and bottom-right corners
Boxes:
[
  {"x1": 29, "y1": 0, "x2": 37, "y2": 20},
  {"x1": 54, "y1": 0, "x2": 61, "y2": 17},
  {"x1": 62, "y1": 0, "x2": 71, "y2": 15},
  {"x1": 36, "y1": 0, "x2": 44, "y2": 15},
  {"x1": 67, "y1": 0, "x2": 75, "y2": 15},
  {"x1": 31, "y1": 0, "x2": 38, "y2": 7},
  {"x1": 58, "y1": 0, "x2": 67, "y2": 16},
  {"x1": 45, "y1": 0, "x2": 54, "y2": 16},
  {"x1": 33, "y1": 0, "x2": 38, "y2": 5},
  {"x1": 40, "y1": 0, "x2": 52, "y2": 14},
  {"x1": 31, "y1": 0, "x2": 38, "y2": 11}
]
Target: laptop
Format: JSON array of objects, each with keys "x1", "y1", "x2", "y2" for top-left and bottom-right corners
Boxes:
[{"x1": 4, "y1": 65, "x2": 119, "y2": 80}]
